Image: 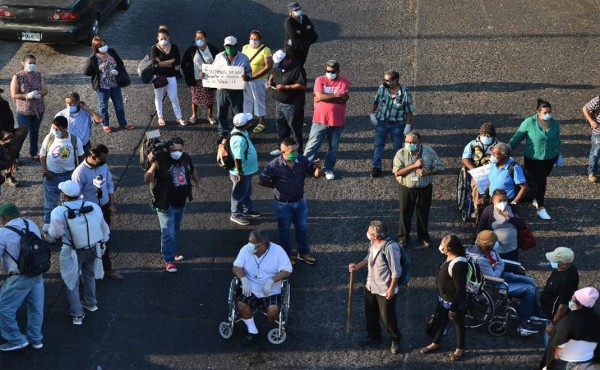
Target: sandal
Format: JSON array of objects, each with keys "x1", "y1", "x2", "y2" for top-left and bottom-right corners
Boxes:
[
  {"x1": 124, "y1": 124, "x2": 134, "y2": 130},
  {"x1": 178, "y1": 119, "x2": 187, "y2": 126},
  {"x1": 419, "y1": 345, "x2": 439, "y2": 354},
  {"x1": 102, "y1": 126, "x2": 112, "y2": 133},
  {"x1": 253, "y1": 123, "x2": 266, "y2": 133},
  {"x1": 158, "y1": 118, "x2": 166, "y2": 126},
  {"x1": 450, "y1": 350, "x2": 464, "y2": 361}
]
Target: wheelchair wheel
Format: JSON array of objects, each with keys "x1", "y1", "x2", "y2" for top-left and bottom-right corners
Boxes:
[
  {"x1": 488, "y1": 320, "x2": 507, "y2": 336},
  {"x1": 219, "y1": 322, "x2": 233, "y2": 339},
  {"x1": 281, "y1": 280, "x2": 291, "y2": 328},
  {"x1": 267, "y1": 328, "x2": 287, "y2": 344},
  {"x1": 465, "y1": 289, "x2": 494, "y2": 329},
  {"x1": 456, "y1": 167, "x2": 468, "y2": 212}
]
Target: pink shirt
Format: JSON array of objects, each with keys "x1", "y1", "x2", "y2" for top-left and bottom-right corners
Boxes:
[{"x1": 312, "y1": 75, "x2": 350, "y2": 127}]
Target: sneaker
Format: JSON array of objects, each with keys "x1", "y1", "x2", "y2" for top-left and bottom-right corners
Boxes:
[
  {"x1": 82, "y1": 304, "x2": 98, "y2": 312},
  {"x1": 532, "y1": 199, "x2": 538, "y2": 209},
  {"x1": 0, "y1": 341, "x2": 29, "y2": 351},
  {"x1": 297, "y1": 253, "x2": 317, "y2": 265},
  {"x1": 517, "y1": 322, "x2": 539, "y2": 336},
  {"x1": 6, "y1": 176, "x2": 19, "y2": 187},
  {"x1": 269, "y1": 149, "x2": 282, "y2": 156},
  {"x1": 72, "y1": 313, "x2": 85, "y2": 326},
  {"x1": 324, "y1": 171, "x2": 335, "y2": 180},
  {"x1": 390, "y1": 340, "x2": 400, "y2": 354},
  {"x1": 175, "y1": 254, "x2": 184, "y2": 261},
  {"x1": 207, "y1": 117, "x2": 217, "y2": 125},
  {"x1": 30, "y1": 341, "x2": 43, "y2": 350},
  {"x1": 241, "y1": 332, "x2": 258, "y2": 347},
  {"x1": 537, "y1": 208, "x2": 551, "y2": 220},
  {"x1": 178, "y1": 119, "x2": 187, "y2": 126},
  {"x1": 370, "y1": 168, "x2": 382, "y2": 178},
  {"x1": 243, "y1": 210, "x2": 262, "y2": 218},
  {"x1": 230, "y1": 215, "x2": 250, "y2": 226},
  {"x1": 166, "y1": 263, "x2": 177, "y2": 273},
  {"x1": 529, "y1": 314, "x2": 546, "y2": 322},
  {"x1": 359, "y1": 336, "x2": 382, "y2": 347},
  {"x1": 418, "y1": 240, "x2": 431, "y2": 248},
  {"x1": 589, "y1": 174, "x2": 597, "y2": 183}
]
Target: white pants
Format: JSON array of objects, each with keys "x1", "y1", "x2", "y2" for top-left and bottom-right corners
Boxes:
[
  {"x1": 154, "y1": 76, "x2": 182, "y2": 119},
  {"x1": 243, "y1": 79, "x2": 267, "y2": 117}
]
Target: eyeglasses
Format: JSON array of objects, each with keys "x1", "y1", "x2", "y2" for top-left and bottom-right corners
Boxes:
[{"x1": 326, "y1": 70, "x2": 337, "y2": 73}]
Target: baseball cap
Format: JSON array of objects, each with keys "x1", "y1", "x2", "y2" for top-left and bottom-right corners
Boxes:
[
  {"x1": 223, "y1": 36, "x2": 237, "y2": 46},
  {"x1": 0, "y1": 203, "x2": 19, "y2": 217},
  {"x1": 287, "y1": 2, "x2": 301, "y2": 11},
  {"x1": 545, "y1": 247, "x2": 574, "y2": 263},
  {"x1": 272, "y1": 50, "x2": 286, "y2": 64},
  {"x1": 233, "y1": 113, "x2": 253, "y2": 127},
  {"x1": 58, "y1": 180, "x2": 81, "y2": 198}
]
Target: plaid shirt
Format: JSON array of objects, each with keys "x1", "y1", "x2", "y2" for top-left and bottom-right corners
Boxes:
[
  {"x1": 584, "y1": 96, "x2": 600, "y2": 135},
  {"x1": 392, "y1": 145, "x2": 445, "y2": 188},
  {"x1": 372, "y1": 84, "x2": 414, "y2": 122}
]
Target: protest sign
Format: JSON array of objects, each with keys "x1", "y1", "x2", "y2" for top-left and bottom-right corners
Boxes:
[
  {"x1": 468, "y1": 164, "x2": 491, "y2": 195},
  {"x1": 202, "y1": 64, "x2": 244, "y2": 90}
]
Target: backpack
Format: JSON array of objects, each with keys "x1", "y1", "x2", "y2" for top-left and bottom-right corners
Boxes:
[
  {"x1": 508, "y1": 161, "x2": 537, "y2": 203},
  {"x1": 449, "y1": 256, "x2": 483, "y2": 294},
  {"x1": 138, "y1": 54, "x2": 155, "y2": 84},
  {"x1": 45, "y1": 133, "x2": 79, "y2": 167},
  {"x1": 4, "y1": 220, "x2": 51, "y2": 276},
  {"x1": 380, "y1": 238, "x2": 411, "y2": 287},
  {"x1": 216, "y1": 132, "x2": 248, "y2": 170}
]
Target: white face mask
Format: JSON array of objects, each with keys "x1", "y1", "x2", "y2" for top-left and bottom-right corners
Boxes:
[
  {"x1": 326, "y1": 72, "x2": 337, "y2": 80},
  {"x1": 25, "y1": 63, "x2": 37, "y2": 72},
  {"x1": 438, "y1": 244, "x2": 446, "y2": 255},
  {"x1": 170, "y1": 151, "x2": 183, "y2": 160},
  {"x1": 159, "y1": 39, "x2": 168, "y2": 46},
  {"x1": 489, "y1": 155, "x2": 499, "y2": 164},
  {"x1": 495, "y1": 201, "x2": 508, "y2": 211},
  {"x1": 98, "y1": 45, "x2": 109, "y2": 53},
  {"x1": 249, "y1": 39, "x2": 260, "y2": 48},
  {"x1": 366, "y1": 232, "x2": 372, "y2": 241}
]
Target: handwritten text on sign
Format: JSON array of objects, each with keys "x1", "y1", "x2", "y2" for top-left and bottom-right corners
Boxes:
[{"x1": 202, "y1": 64, "x2": 244, "y2": 90}]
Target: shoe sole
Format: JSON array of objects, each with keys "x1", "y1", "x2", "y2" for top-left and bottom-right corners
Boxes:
[
  {"x1": 31, "y1": 343, "x2": 43, "y2": 349},
  {"x1": 82, "y1": 305, "x2": 98, "y2": 312},
  {"x1": 243, "y1": 214, "x2": 262, "y2": 218},
  {"x1": 297, "y1": 257, "x2": 316, "y2": 265},
  {"x1": 230, "y1": 217, "x2": 250, "y2": 226},
  {"x1": 0, "y1": 342, "x2": 29, "y2": 351}
]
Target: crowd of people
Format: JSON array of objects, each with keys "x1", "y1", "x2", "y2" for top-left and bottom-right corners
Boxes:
[{"x1": 0, "y1": 1, "x2": 597, "y2": 368}]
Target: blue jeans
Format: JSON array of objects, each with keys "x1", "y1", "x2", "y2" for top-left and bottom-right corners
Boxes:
[
  {"x1": 274, "y1": 199, "x2": 309, "y2": 255},
  {"x1": 501, "y1": 272, "x2": 540, "y2": 324},
  {"x1": 589, "y1": 133, "x2": 600, "y2": 175},
  {"x1": 66, "y1": 248, "x2": 98, "y2": 317},
  {"x1": 216, "y1": 90, "x2": 244, "y2": 136},
  {"x1": 16, "y1": 112, "x2": 44, "y2": 157},
  {"x1": 303, "y1": 123, "x2": 344, "y2": 171},
  {"x1": 96, "y1": 87, "x2": 127, "y2": 127},
  {"x1": 372, "y1": 121, "x2": 405, "y2": 169},
  {"x1": 43, "y1": 171, "x2": 73, "y2": 224},
  {"x1": 230, "y1": 173, "x2": 254, "y2": 217},
  {"x1": 157, "y1": 206, "x2": 186, "y2": 263},
  {"x1": 275, "y1": 101, "x2": 305, "y2": 152},
  {"x1": 0, "y1": 275, "x2": 44, "y2": 344}
]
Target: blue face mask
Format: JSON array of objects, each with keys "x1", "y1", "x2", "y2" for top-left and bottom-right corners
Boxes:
[
  {"x1": 568, "y1": 300, "x2": 575, "y2": 311},
  {"x1": 405, "y1": 143, "x2": 418, "y2": 152},
  {"x1": 541, "y1": 113, "x2": 553, "y2": 121},
  {"x1": 68, "y1": 105, "x2": 78, "y2": 114},
  {"x1": 195, "y1": 39, "x2": 205, "y2": 47},
  {"x1": 54, "y1": 130, "x2": 64, "y2": 138},
  {"x1": 295, "y1": 10, "x2": 303, "y2": 17},
  {"x1": 160, "y1": 39, "x2": 168, "y2": 46},
  {"x1": 481, "y1": 136, "x2": 493, "y2": 145},
  {"x1": 550, "y1": 261, "x2": 559, "y2": 269}
]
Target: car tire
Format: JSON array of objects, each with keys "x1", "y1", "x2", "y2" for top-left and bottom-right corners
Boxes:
[
  {"x1": 119, "y1": 0, "x2": 131, "y2": 10},
  {"x1": 85, "y1": 15, "x2": 100, "y2": 44}
]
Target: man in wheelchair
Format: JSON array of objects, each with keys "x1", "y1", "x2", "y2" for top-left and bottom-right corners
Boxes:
[
  {"x1": 232, "y1": 230, "x2": 292, "y2": 346},
  {"x1": 467, "y1": 230, "x2": 545, "y2": 336}
]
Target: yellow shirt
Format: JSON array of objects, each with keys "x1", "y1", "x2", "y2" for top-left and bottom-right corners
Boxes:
[{"x1": 242, "y1": 44, "x2": 272, "y2": 80}]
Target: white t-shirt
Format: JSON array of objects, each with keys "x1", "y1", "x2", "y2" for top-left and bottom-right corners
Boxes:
[
  {"x1": 40, "y1": 134, "x2": 84, "y2": 173},
  {"x1": 233, "y1": 242, "x2": 292, "y2": 298},
  {"x1": 558, "y1": 339, "x2": 597, "y2": 362}
]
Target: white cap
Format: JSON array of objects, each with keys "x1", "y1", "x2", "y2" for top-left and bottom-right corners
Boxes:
[
  {"x1": 272, "y1": 49, "x2": 286, "y2": 63},
  {"x1": 223, "y1": 36, "x2": 237, "y2": 46},
  {"x1": 233, "y1": 113, "x2": 253, "y2": 127},
  {"x1": 58, "y1": 180, "x2": 81, "y2": 198}
]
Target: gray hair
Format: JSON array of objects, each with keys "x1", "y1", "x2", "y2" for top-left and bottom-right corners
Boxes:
[
  {"x1": 369, "y1": 220, "x2": 388, "y2": 240},
  {"x1": 384, "y1": 70, "x2": 399, "y2": 81},
  {"x1": 326, "y1": 59, "x2": 340, "y2": 70},
  {"x1": 495, "y1": 142, "x2": 511, "y2": 157},
  {"x1": 249, "y1": 229, "x2": 270, "y2": 244}
]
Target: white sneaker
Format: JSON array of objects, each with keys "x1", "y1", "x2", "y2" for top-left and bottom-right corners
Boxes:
[
  {"x1": 532, "y1": 199, "x2": 538, "y2": 209},
  {"x1": 324, "y1": 171, "x2": 335, "y2": 180},
  {"x1": 270, "y1": 149, "x2": 281, "y2": 156},
  {"x1": 537, "y1": 208, "x2": 551, "y2": 220},
  {"x1": 72, "y1": 313, "x2": 85, "y2": 326}
]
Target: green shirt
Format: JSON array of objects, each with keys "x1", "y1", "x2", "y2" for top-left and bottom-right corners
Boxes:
[
  {"x1": 509, "y1": 114, "x2": 561, "y2": 160},
  {"x1": 392, "y1": 145, "x2": 445, "y2": 188}
]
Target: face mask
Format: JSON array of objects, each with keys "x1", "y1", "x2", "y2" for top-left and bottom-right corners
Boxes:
[
  {"x1": 438, "y1": 244, "x2": 446, "y2": 255},
  {"x1": 481, "y1": 136, "x2": 493, "y2": 145},
  {"x1": 541, "y1": 113, "x2": 553, "y2": 121},
  {"x1": 250, "y1": 243, "x2": 259, "y2": 254},
  {"x1": 249, "y1": 40, "x2": 260, "y2": 48},
  {"x1": 170, "y1": 151, "x2": 183, "y2": 160},
  {"x1": 195, "y1": 39, "x2": 205, "y2": 47},
  {"x1": 68, "y1": 105, "x2": 78, "y2": 114},
  {"x1": 98, "y1": 45, "x2": 109, "y2": 53},
  {"x1": 568, "y1": 300, "x2": 575, "y2": 311},
  {"x1": 326, "y1": 72, "x2": 337, "y2": 80},
  {"x1": 496, "y1": 201, "x2": 508, "y2": 211},
  {"x1": 286, "y1": 151, "x2": 298, "y2": 162},
  {"x1": 366, "y1": 232, "x2": 371, "y2": 241},
  {"x1": 54, "y1": 130, "x2": 64, "y2": 138},
  {"x1": 25, "y1": 63, "x2": 37, "y2": 72},
  {"x1": 225, "y1": 47, "x2": 237, "y2": 56},
  {"x1": 159, "y1": 39, "x2": 168, "y2": 46},
  {"x1": 278, "y1": 62, "x2": 288, "y2": 70},
  {"x1": 550, "y1": 261, "x2": 559, "y2": 269},
  {"x1": 489, "y1": 155, "x2": 498, "y2": 164},
  {"x1": 295, "y1": 10, "x2": 303, "y2": 17},
  {"x1": 405, "y1": 143, "x2": 418, "y2": 152},
  {"x1": 493, "y1": 241, "x2": 500, "y2": 251}
]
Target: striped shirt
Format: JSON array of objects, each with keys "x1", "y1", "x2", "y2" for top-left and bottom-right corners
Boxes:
[
  {"x1": 392, "y1": 145, "x2": 445, "y2": 188},
  {"x1": 372, "y1": 84, "x2": 414, "y2": 122},
  {"x1": 584, "y1": 96, "x2": 600, "y2": 135}
]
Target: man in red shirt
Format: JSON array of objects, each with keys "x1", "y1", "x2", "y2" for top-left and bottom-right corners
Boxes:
[{"x1": 303, "y1": 60, "x2": 350, "y2": 180}]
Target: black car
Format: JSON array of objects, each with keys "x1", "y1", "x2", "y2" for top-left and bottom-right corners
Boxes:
[{"x1": 0, "y1": 0, "x2": 130, "y2": 44}]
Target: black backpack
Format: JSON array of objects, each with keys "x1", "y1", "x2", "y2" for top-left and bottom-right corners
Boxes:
[
  {"x1": 5, "y1": 220, "x2": 51, "y2": 276},
  {"x1": 380, "y1": 238, "x2": 411, "y2": 287},
  {"x1": 216, "y1": 132, "x2": 248, "y2": 170},
  {"x1": 508, "y1": 161, "x2": 538, "y2": 203}
]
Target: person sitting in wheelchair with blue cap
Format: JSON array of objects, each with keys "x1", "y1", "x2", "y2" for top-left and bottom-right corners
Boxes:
[{"x1": 232, "y1": 229, "x2": 292, "y2": 346}]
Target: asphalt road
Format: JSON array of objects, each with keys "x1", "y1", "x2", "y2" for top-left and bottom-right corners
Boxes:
[{"x1": 0, "y1": 0, "x2": 599, "y2": 369}]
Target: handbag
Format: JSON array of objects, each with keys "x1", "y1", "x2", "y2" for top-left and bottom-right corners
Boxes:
[
  {"x1": 517, "y1": 224, "x2": 536, "y2": 251},
  {"x1": 152, "y1": 75, "x2": 168, "y2": 89},
  {"x1": 116, "y1": 68, "x2": 131, "y2": 88}
]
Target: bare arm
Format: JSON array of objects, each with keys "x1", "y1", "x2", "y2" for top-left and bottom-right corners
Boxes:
[
  {"x1": 583, "y1": 105, "x2": 598, "y2": 129},
  {"x1": 10, "y1": 75, "x2": 26, "y2": 101},
  {"x1": 348, "y1": 259, "x2": 368, "y2": 272},
  {"x1": 253, "y1": 56, "x2": 273, "y2": 80},
  {"x1": 144, "y1": 162, "x2": 157, "y2": 184},
  {"x1": 232, "y1": 266, "x2": 245, "y2": 279},
  {"x1": 271, "y1": 270, "x2": 291, "y2": 283},
  {"x1": 314, "y1": 91, "x2": 349, "y2": 103},
  {"x1": 38, "y1": 76, "x2": 48, "y2": 96},
  {"x1": 512, "y1": 183, "x2": 528, "y2": 204}
]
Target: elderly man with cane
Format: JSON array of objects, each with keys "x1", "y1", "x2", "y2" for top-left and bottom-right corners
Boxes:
[{"x1": 348, "y1": 220, "x2": 402, "y2": 354}]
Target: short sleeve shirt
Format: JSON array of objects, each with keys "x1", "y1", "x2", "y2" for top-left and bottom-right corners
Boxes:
[
  {"x1": 229, "y1": 129, "x2": 258, "y2": 176},
  {"x1": 372, "y1": 84, "x2": 414, "y2": 122},
  {"x1": 40, "y1": 134, "x2": 84, "y2": 173},
  {"x1": 488, "y1": 158, "x2": 526, "y2": 199},
  {"x1": 312, "y1": 75, "x2": 351, "y2": 127},
  {"x1": 270, "y1": 60, "x2": 307, "y2": 104},
  {"x1": 166, "y1": 158, "x2": 193, "y2": 208},
  {"x1": 242, "y1": 44, "x2": 272, "y2": 80},
  {"x1": 584, "y1": 96, "x2": 600, "y2": 135}
]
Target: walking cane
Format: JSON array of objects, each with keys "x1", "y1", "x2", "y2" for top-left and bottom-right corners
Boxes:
[{"x1": 346, "y1": 270, "x2": 354, "y2": 335}]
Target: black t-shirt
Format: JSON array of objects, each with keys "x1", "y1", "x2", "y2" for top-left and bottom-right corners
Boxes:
[
  {"x1": 152, "y1": 153, "x2": 193, "y2": 210},
  {"x1": 436, "y1": 258, "x2": 468, "y2": 310},
  {"x1": 0, "y1": 99, "x2": 15, "y2": 133},
  {"x1": 270, "y1": 60, "x2": 307, "y2": 104},
  {"x1": 149, "y1": 44, "x2": 181, "y2": 78},
  {"x1": 540, "y1": 265, "x2": 579, "y2": 317}
]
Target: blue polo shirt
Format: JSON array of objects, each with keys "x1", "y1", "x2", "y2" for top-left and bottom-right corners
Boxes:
[
  {"x1": 229, "y1": 128, "x2": 258, "y2": 176},
  {"x1": 488, "y1": 158, "x2": 526, "y2": 199}
]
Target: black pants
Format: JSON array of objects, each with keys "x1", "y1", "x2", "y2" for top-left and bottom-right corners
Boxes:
[
  {"x1": 364, "y1": 288, "x2": 400, "y2": 342},
  {"x1": 398, "y1": 184, "x2": 432, "y2": 244},
  {"x1": 292, "y1": 47, "x2": 309, "y2": 65},
  {"x1": 101, "y1": 203, "x2": 113, "y2": 271},
  {"x1": 432, "y1": 301, "x2": 466, "y2": 349},
  {"x1": 524, "y1": 156, "x2": 557, "y2": 208}
]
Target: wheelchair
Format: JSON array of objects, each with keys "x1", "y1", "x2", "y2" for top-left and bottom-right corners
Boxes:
[
  {"x1": 218, "y1": 277, "x2": 291, "y2": 344},
  {"x1": 465, "y1": 260, "x2": 527, "y2": 336},
  {"x1": 456, "y1": 167, "x2": 477, "y2": 222}
]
